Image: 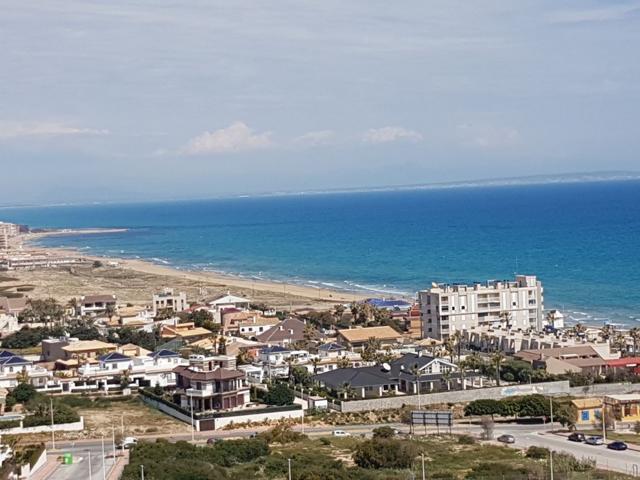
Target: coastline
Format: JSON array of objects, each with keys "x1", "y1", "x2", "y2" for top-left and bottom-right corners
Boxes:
[{"x1": 8, "y1": 230, "x2": 370, "y2": 309}]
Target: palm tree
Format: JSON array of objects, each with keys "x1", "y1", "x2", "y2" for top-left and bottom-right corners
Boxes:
[
  {"x1": 601, "y1": 324, "x2": 614, "y2": 345},
  {"x1": 336, "y1": 355, "x2": 350, "y2": 369},
  {"x1": 444, "y1": 336, "x2": 456, "y2": 363},
  {"x1": 630, "y1": 328, "x2": 640, "y2": 356},
  {"x1": 490, "y1": 351, "x2": 505, "y2": 386},
  {"x1": 450, "y1": 331, "x2": 463, "y2": 362},
  {"x1": 334, "y1": 304, "x2": 345, "y2": 320},
  {"x1": 612, "y1": 333, "x2": 628, "y2": 356},
  {"x1": 442, "y1": 370, "x2": 452, "y2": 391},
  {"x1": 311, "y1": 357, "x2": 320, "y2": 375},
  {"x1": 339, "y1": 381, "x2": 354, "y2": 400}
]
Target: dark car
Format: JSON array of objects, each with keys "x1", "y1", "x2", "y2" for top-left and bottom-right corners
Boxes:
[
  {"x1": 608, "y1": 441, "x2": 628, "y2": 451},
  {"x1": 206, "y1": 438, "x2": 223, "y2": 445},
  {"x1": 568, "y1": 433, "x2": 586, "y2": 442},
  {"x1": 497, "y1": 434, "x2": 516, "y2": 444}
]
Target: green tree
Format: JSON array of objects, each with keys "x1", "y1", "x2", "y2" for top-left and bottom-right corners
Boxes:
[
  {"x1": 264, "y1": 383, "x2": 294, "y2": 406},
  {"x1": 464, "y1": 399, "x2": 502, "y2": 418}
]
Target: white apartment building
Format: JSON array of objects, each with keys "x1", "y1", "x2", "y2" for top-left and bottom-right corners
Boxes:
[
  {"x1": 0, "y1": 222, "x2": 19, "y2": 250},
  {"x1": 419, "y1": 275, "x2": 544, "y2": 340},
  {"x1": 152, "y1": 288, "x2": 187, "y2": 316}
]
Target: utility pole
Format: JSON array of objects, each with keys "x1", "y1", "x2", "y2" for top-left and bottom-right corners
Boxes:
[
  {"x1": 121, "y1": 414, "x2": 125, "y2": 436},
  {"x1": 421, "y1": 453, "x2": 426, "y2": 480},
  {"x1": 101, "y1": 436, "x2": 106, "y2": 480},
  {"x1": 140, "y1": 464, "x2": 145, "y2": 480},
  {"x1": 549, "y1": 397, "x2": 554, "y2": 427},
  {"x1": 88, "y1": 450, "x2": 93, "y2": 480},
  {"x1": 112, "y1": 425, "x2": 116, "y2": 464},
  {"x1": 288, "y1": 458, "x2": 292, "y2": 480},
  {"x1": 549, "y1": 450, "x2": 554, "y2": 480},
  {"x1": 190, "y1": 395, "x2": 195, "y2": 442},
  {"x1": 602, "y1": 400, "x2": 607, "y2": 441},
  {"x1": 50, "y1": 398, "x2": 55, "y2": 449}
]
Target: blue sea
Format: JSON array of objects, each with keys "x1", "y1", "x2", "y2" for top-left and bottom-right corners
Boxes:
[{"x1": 2, "y1": 181, "x2": 639, "y2": 326}]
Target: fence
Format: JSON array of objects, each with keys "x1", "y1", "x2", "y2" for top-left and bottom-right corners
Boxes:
[
  {"x1": 140, "y1": 389, "x2": 302, "y2": 431},
  {"x1": 332, "y1": 381, "x2": 571, "y2": 413},
  {"x1": 569, "y1": 382, "x2": 640, "y2": 397},
  {"x1": 0, "y1": 417, "x2": 84, "y2": 435}
]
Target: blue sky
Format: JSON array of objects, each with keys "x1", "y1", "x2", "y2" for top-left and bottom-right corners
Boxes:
[{"x1": 1, "y1": 0, "x2": 639, "y2": 204}]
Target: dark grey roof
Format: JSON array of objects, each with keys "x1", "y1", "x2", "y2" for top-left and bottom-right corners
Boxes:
[
  {"x1": 149, "y1": 349, "x2": 179, "y2": 359},
  {"x1": 0, "y1": 355, "x2": 30, "y2": 366},
  {"x1": 313, "y1": 366, "x2": 399, "y2": 389},
  {"x1": 99, "y1": 352, "x2": 131, "y2": 363},
  {"x1": 0, "y1": 350, "x2": 16, "y2": 359}
]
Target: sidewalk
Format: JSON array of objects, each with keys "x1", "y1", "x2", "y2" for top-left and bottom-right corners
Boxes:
[{"x1": 28, "y1": 456, "x2": 60, "y2": 480}]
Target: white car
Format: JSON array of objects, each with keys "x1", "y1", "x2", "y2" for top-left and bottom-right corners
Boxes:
[
  {"x1": 332, "y1": 430, "x2": 351, "y2": 437},
  {"x1": 118, "y1": 437, "x2": 138, "y2": 449}
]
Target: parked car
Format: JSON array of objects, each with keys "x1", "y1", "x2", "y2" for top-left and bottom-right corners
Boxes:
[
  {"x1": 568, "y1": 433, "x2": 586, "y2": 442},
  {"x1": 206, "y1": 438, "x2": 223, "y2": 445},
  {"x1": 608, "y1": 441, "x2": 628, "y2": 451},
  {"x1": 332, "y1": 430, "x2": 351, "y2": 437},
  {"x1": 585, "y1": 436, "x2": 604, "y2": 446},
  {"x1": 497, "y1": 434, "x2": 516, "y2": 444},
  {"x1": 118, "y1": 437, "x2": 138, "y2": 449}
]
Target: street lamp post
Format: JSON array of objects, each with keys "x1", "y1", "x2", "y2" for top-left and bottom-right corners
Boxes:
[
  {"x1": 101, "y1": 436, "x2": 106, "y2": 480},
  {"x1": 190, "y1": 394, "x2": 195, "y2": 442},
  {"x1": 288, "y1": 458, "x2": 292, "y2": 480},
  {"x1": 88, "y1": 450, "x2": 93, "y2": 480},
  {"x1": 50, "y1": 398, "x2": 55, "y2": 449}
]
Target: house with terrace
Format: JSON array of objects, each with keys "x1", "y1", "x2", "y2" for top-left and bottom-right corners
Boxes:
[
  {"x1": 336, "y1": 326, "x2": 403, "y2": 351},
  {"x1": 173, "y1": 354, "x2": 250, "y2": 413},
  {"x1": 313, "y1": 352, "x2": 469, "y2": 399},
  {"x1": 0, "y1": 350, "x2": 51, "y2": 389}
]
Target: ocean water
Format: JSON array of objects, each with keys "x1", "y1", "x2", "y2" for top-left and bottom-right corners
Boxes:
[{"x1": 2, "y1": 181, "x2": 639, "y2": 326}]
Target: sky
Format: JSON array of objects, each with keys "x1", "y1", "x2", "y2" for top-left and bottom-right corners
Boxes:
[{"x1": 1, "y1": 0, "x2": 639, "y2": 204}]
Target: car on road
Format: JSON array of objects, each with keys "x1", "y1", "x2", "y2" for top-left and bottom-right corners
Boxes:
[
  {"x1": 608, "y1": 441, "x2": 628, "y2": 451},
  {"x1": 118, "y1": 437, "x2": 138, "y2": 449},
  {"x1": 568, "y1": 433, "x2": 586, "y2": 442},
  {"x1": 332, "y1": 430, "x2": 351, "y2": 437},
  {"x1": 206, "y1": 438, "x2": 223, "y2": 445},
  {"x1": 497, "y1": 434, "x2": 515, "y2": 444},
  {"x1": 585, "y1": 436, "x2": 604, "y2": 446}
]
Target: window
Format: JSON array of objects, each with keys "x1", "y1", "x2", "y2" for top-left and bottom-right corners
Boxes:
[
  {"x1": 581, "y1": 410, "x2": 590, "y2": 421},
  {"x1": 461, "y1": 306, "x2": 465, "y2": 310}
]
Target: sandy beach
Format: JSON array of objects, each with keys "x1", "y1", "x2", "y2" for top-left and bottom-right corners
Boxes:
[{"x1": 2, "y1": 231, "x2": 369, "y2": 310}]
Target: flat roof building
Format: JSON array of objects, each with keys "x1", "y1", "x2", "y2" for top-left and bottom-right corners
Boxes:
[{"x1": 419, "y1": 275, "x2": 544, "y2": 340}]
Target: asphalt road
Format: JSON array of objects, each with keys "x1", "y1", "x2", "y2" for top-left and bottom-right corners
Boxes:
[{"x1": 44, "y1": 422, "x2": 640, "y2": 479}]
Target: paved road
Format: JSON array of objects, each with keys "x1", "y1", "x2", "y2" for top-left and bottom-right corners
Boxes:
[
  {"x1": 44, "y1": 422, "x2": 640, "y2": 479},
  {"x1": 505, "y1": 431, "x2": 640, "y2": 476}
]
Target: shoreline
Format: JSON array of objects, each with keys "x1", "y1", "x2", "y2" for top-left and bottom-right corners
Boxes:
[{"x1": 9, "y1": 230, "x2": 372, "y2": 308}]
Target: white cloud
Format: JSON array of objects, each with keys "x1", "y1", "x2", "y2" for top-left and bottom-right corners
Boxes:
[
  {"x1": 547, "y1": 4, "x2": 640, "y2": 24},
  {"x1": 183, "y1": 122, "x2": 273, "y2": 155},
  {"x1": 362, "y1": 126, "x2": 423, "y2": 144},
  {"x1": 457, "y1": 124, "x2": 521, "y2": 149},
  {"x1": 291, "y1": 130, "x2": 335, "y2": 147},
  {"x1": 0, "y1": 121, "x2": 109, "y2": 139}
]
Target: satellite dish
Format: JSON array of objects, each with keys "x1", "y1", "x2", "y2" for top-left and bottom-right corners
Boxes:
[
  {"x1": 417, "y1": 351, "x2": 423, "y2": 357},
  {"x1": 381, "y1": 362, "x2": 391, "y2": 372},
  {"x1": 400, "y1": 365, "x2": 405, "y2": 370}
]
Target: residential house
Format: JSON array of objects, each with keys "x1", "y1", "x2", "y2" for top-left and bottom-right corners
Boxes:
[
  {"x1": 256, "y1": 317, "x2": 317, "y2": 347},
  {"x1": 403, "y1": 304, "x2": 423, "y2": 339},
  {"x1": 605, "y1": 394, "x2": 640, "y2": 429},
  {"x1": 152, "y1": 288, "x2": 188, "y2": 317},
  {"x1": 174, "y1": 354, "x2": 250, "y2": 413},
  {"x1": 238, "y1": 316, "x2": 280, "y2": 338},
  {"x1": 571, "y1": 398, "x2": 603, "y2": 427},
  {"x1": 313, "y1": 352, "x2": 464, "y2": 399},
  {"x1": 208, "y1": 293, "x2": 251, "y2": 323},
  {"x1": 41, "y1": 337, "x2": 118, "y2": 368},
  {"x1": 0, "y1": 350, "x2": 51, "y2": 389},
  {"x1": 317, "y1": 342, "x2": 346, "y2": 358},
  {"x1": 0, "y1": 297, "x2": 27, "y2": 317},
  {"x1": 78, "y1": 294, "x2": 117, "y2": 316},
  {"x1": 220, "y1": 310, "x2": 266, "y2": 335},
  {"x1": 336, "y1": 326, "x2": 403, "y2": 351},
  {"x1": 515, "y1": 346, "x2": 608, "y2": 376},
  {"x1": 160, "y1": 322, "x2": 213, "y2": 343}
]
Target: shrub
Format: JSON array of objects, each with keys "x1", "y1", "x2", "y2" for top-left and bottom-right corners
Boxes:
[
  {"x1": 259, "y1": 424, "x2": 306, "y2": 444},
  {"x1": 353, "y1": 439, "x2": 418, "y2": 469},
  {"x1": 465, "y1": 462, "x2": 531, "y2": 479},
  {"x1": 0, "y1": 420, "x2": 21, "y2": 430},
  {"x1": 525, "y1": 446, "x2": 549, "y2": 459},
  {"x1": 457, "y1": 434, "x2": 476, "y2": 445},
  {"x1": 372, "y1": 426, "x2": 395, "y2": 439}
]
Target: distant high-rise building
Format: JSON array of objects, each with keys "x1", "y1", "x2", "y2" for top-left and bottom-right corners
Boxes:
[
  {"x1": 419, "y1": 275, "x2": 544, "y2": 339},
  {"x1": 0, "y1": 222, "x2": 19, "y2": 250}
]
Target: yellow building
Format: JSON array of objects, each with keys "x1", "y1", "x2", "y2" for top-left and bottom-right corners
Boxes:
[
  {"x1": 605, "y1": 394, "x2": 640, "y2": 427},
  {"x1": 571, "y1": 398, "x2": 602, "y2": 427}
]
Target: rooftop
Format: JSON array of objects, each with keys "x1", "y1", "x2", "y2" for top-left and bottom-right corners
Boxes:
[
  {"x1": 62, "y1": 340, "x2": 117, "y2": 353},
  {"x1": 337, "y1": 326, "x2": 402, "y2": 343}
]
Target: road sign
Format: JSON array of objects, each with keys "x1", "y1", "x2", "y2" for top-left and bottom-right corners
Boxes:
[{"x1": 411, "y1": 410, "x2": 453, "y2": 427}]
